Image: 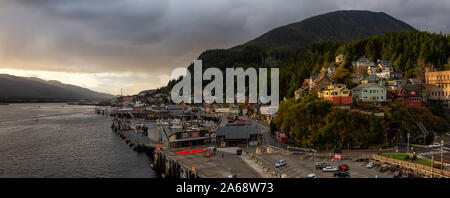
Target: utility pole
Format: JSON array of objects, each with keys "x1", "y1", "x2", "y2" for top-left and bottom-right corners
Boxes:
[
  {"x1": 431, "y1": 155, "x2": 434, "y2": 178},
  {"x1": 407, "y1": 133, "x2": 410, "y2": 154},
  {"x1": 441, "y1": 140, "x2": 444, "y2": 171},
  {"x1": 246, "y1": 125, "x2": 249, "y2": 150}
]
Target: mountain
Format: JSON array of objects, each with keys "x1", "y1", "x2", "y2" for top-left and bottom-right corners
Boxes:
[
  {"x1": 0, "y1": 74, "x2": 115, "y2": 102},
  {"x1": 233, "y1": 10, "x2": 415, "y2": 50},
  {"x1": 180, "y1": 10, "x2": 416, "y2": 74}
]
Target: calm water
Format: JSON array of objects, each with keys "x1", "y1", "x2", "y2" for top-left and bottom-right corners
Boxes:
[{"x1": 0, "y1": 103, "x2": 158, "y2": 178}]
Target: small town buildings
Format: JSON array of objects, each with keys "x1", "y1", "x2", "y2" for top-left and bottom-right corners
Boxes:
[
  {"x1": 121, "y1": 96, "x2": 134, "y2": 103},
  {"x1": 216, "y1": 125, "x2": 261, "y2": 147},
  {"x1": 319, "y1": 84, "x2": 353, "y2": 106},
  {"x1": 353, "y1": 56, "x2": 375, "y2": 75},
  {"x1": 399, "y1": 84, "x2": 422, "y2": 107},
  {"x1": 425, "y1": 68, "x2": 450, "y2": 107},
  {"x1": 215, "y1": 107, "x2": 240, "y2": 115},
  {"x1": 259, "y1": 105, "x2": 278, "y2": 123},
  {"x1": 351, "y1": 83, "x2": 387, "y2": 102},
  {"x1": 361, "y1": 74, "x2": 382, "y2": 84},
  {"x1": 304, "y1": 74, "x2": 335, "y2": 94},
  {"x1": 167, "y1": 128, "x2": 212, "y2": 148},
  {"x1": 387, "y1": 79, "x2": 406, "y2": 94},
  {"x1": 321, "y1": 66, "x2": 338, "y2": 75},
  {"x1": 294, "y1": 87, "x2": 309, "y2": 100},
  {"x1": 336, "y1": 54, "x2": 345, "y2": 64}
]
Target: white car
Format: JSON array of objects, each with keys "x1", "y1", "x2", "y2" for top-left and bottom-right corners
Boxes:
[
  {"x1": 366, "y1": 162, "x2": 375, "y2": 168},
  {"x1": 429, "y1": 143, "x2": 441, "y2": 148},
  {"x1": 322, "y1": 166, "x2": 338, "y2": 172},
  {"x1": 306, "y1": 173, "x2": 316, "y2": 178},
  {"x1": 275, "y1": 160, "x2": 287, "y2": 168}
]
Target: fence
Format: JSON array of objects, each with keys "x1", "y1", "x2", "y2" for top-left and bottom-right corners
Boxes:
[{"x1": 371, "y1": 154, "x2": 450, "y2": 178}]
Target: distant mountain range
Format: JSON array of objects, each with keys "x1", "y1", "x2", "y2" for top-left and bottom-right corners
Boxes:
[
  {"x1": 0, "y1": 74, "x2": 114, "y2": 102},
  {"x1": 233, "y1": 10, "x2": 415, "y2": 50}
]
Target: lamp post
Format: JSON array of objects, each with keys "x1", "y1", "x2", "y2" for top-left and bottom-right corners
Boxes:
[
  {"x1": 441, "y1": 140, "x2": 444, "y2": 171},
  {"x1": 407, "y1": 133, "x2": 410, "y2": 154}
]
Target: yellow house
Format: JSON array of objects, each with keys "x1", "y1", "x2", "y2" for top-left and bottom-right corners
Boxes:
[{"x1": 318, "y1": 84, "x2": 352, "y2": 106}]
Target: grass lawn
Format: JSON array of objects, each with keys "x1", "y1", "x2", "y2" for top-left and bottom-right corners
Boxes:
[{"x1": 381, "y1": 154, "x2": 434, "y2": 167}]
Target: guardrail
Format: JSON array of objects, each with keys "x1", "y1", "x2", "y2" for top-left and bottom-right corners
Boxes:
[{"x1": 371, "y1": 154, "x2": 450, "y2": 178}]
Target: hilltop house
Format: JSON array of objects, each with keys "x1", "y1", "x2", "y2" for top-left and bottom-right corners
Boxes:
[
  {"x1": 353, "y1": 56, "x2": 375, "y2": 75},
  {"x1": 321, "y1": 66, "x2": 338, "y2": 75},
  {"x1": 361, "y1": 74, "x2": 383, "y2": 85},
  {"x1": 336, "y1": 54, "x2": 345, "y2": 64},
  {"x1": 387, "y1": 79, "x2": 406, "y2": 94},
  {"x1": 425, "y1": 67, "x2": 450, "y2": 107},
  {"x1": 304, "y1": 74, "x2": 335, "y2": 94},
  {"x1": 319, "y1": 84, "x2": 352, "y2": 106},
  {"x1": 352, "y1": 83, "x2": 387, "y2": 102},
  {"x1": 294, "y1": 87, "x2": 309, "y2": 100},
  {"x1": 399, "y1": 84, "x2": 422, "y2": 107}
]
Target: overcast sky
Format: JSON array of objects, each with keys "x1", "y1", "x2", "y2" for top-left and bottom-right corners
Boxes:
[{"x1": 0, "y1": 0, "x2": 449, "y2": 95}]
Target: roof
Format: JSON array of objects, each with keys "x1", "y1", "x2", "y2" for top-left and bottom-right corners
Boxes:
[
  {"x1": 362, "y1": 74, "x2": 381, "y2": 82},
  {"x1": 216, "y1": 125, "x2": 259, "y2": 140},
  {"x1": 313, "y1": 74, "x2": 334, "y2": 84},
  {"x1": 352, "y1": 83, "x2": 386, "y2": 91}
]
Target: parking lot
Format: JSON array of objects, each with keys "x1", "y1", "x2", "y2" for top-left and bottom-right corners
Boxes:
[{"x1": 252, "y1": 152, "x2": 395, "y2": 178}]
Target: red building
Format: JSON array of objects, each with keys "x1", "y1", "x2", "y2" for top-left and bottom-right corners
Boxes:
[{"x1": 399, "y1": 85, "x2": 422, "y2": 107}]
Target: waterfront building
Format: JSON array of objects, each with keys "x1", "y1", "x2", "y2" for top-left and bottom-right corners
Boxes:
[{"x1": 216, "y1": 125, "x2": 261, "y2": 147}]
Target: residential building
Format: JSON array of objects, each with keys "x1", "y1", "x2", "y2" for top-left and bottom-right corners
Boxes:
[
  {"x1": 425, "y1": 68, "x2": 450, "y2": 107},
  {"x1": 304, "y1": 74, "x2": 335, "y2": 94},
  {"x1": 353, "y1": 56, "x2": 375, "y2": 75},
  {"x1": 399, "y1": 84, "x2": 422, "y2": 107},
  {"x1": 294, "y1": 87, "x2": 309, "y2": 100},
  {"x1": 319, "y1": 84, "x2": 353, "y2": 106},
  {"x1": 352, "y1": 83, "x2": 387, "y2": 102},
  {"x1": 336, "y1": 54, "x2": 345, "y2": 64},
  {"x1": 361, "y1": 74, "x2": 382, "y2": 84}
]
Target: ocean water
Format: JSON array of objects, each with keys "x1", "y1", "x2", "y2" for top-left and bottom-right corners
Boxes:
[{"x1": 0, "y1": 103, "x2": 158, "y2": 178}]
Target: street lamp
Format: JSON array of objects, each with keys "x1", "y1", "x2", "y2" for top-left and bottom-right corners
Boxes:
[
  {"x1": 407, "y1": 133, "x2": 410, "y2": 154},
  {"x1": 441, "y1": 140, "x2": 445, "y2": 170}
]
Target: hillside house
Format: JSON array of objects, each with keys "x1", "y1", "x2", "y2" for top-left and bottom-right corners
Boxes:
[
  {"x1": 319, "y1": 84, "x2": 353, "y2": 106},
  {"x1": 336, "y1": 54, "x2": 345, "y2": 64},
  {"x1": 352, "y1": 83, "x2": 387, "y2": 102},
  {"x1": 304, "y1": 74, "x2": 335, "y2": 94},
  {"x1": 353, "y1": 56, "x2": 375, "y2": 75}
]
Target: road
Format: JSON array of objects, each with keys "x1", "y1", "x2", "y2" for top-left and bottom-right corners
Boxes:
[{"x1": 252, "y1": 120, "x2": 288, "y2": 150}]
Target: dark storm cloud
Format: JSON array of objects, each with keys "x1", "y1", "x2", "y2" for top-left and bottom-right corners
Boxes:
[{"x1": 0, "y1": 0, "x2": 449, "y2": 76}]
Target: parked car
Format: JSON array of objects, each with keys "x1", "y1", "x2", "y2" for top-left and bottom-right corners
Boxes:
[
  {"x1": 236, "y1": 149, "x2": 242, "y2": 155},
  {"x1": 306, "y1": 173, "x2": 315, "y2": 178},
  {"x1": 379, "y1": 164, "x2": 389, "y2": 172},
  {"x1": 366, "y1": 162, "x2": 375, "y2": 168},
  {"x1": 322, "y1": 166, "x2": 338, "y2": 172},
  {"x1": 338, "y1": 164, "x2": 349, "y2": 171},
  {"x1": 334, "y1": 171, "x2": 350, "y2": 178},
  {"x1": 393, "y1": 171, "x2": 401, "y2": 178},
  {"x1": 315, "y1": 162, "x2": 327, "y2": 170},
  {"x1": 275, "y1": 160, "x2": 287, "y2": 168},
  {"x1": 429, "y1": 143, "x2": 441, "y2": 148}
]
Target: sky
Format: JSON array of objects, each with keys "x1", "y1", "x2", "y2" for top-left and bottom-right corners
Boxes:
[{"x1": 0, "y1": 0, "x2": 449, "y2": 95}]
